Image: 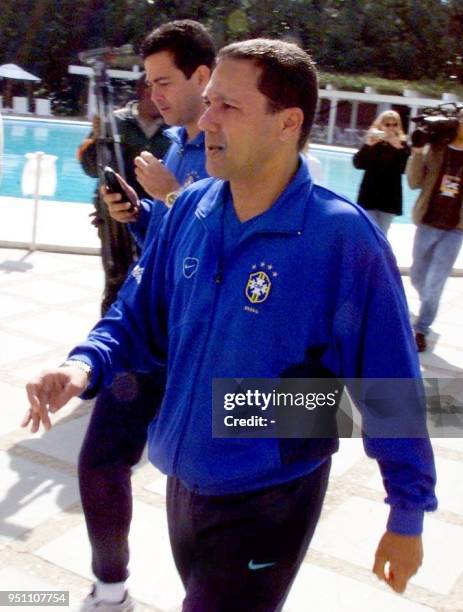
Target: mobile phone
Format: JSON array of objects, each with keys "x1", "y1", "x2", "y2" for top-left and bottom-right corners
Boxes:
[{"x1": 103, "y1": 166, "x2": 135, "y2": 212}]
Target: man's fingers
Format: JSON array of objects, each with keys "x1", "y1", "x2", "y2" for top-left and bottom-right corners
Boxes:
[
  {"x1": 21, "y1": 407, "x2": 50, "y2": 433},
  {"x1": 373, "y1": 557, "x2": 407, "y2": 593},
  {"x1": 134, "y1": 156, "x2": 149, "y2": 170},
  {"x1": 139, "y1": 150, "x2": 156, "y2": 162},
  {"x1": 29, "y1": 410, "x2": 42, "y2": 434},
  {"x1": 385, "y1": 561, "x2": 409, "y2": 593},
  {"x1": 373, "y1": 532, "x2": 422, "y2": 594},
  {"x1": 387, "y1": 574, "x2": 408, "y2": 594},
  {"x1": 50, "y1": 382, "x2": 83, "y2": 412},
  {"x1": 107, "y1": 202, "x2": 133, "y2": 213},
  {"x1": 20, "y1": 408, "x2": 33, "y2": 428},
  {"x1": 100, "y1": 185, "x2": 123, "y2": 202},
  {"x1": 26, "y1": 381, "x2": 47, "y2": 414},
  {"x1": 106, "y1": 201, "x2": 136, "y2": 223},
  {"x1": 372, "y1": 552, "x2": 387, "y2": 582}
]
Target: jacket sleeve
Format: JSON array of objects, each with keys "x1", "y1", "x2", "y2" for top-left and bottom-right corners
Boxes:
[
  {"x1": 128, "y1": 198, "x2": 169, "y2": 249},
  {"x1": 78, "y1": 132, "x2": 99, "y2": 178},
  {"x1": 67, "y1": 209, "x2": 172, "y2": 394},
  {"x1": 323, "y1": 239, "x2": 437, "y2": 535},
  {"x1": 406, "y1": 148, "x2": 428, "y2": 189},
  {"x1": 352, "y1": 144, "x2": 375, "y2": 169}
]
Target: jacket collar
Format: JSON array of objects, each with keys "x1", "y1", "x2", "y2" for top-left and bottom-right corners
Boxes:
[
  {"x1": 195, "y1": 155, "x2": 313, "y2": 238},
  {"x1": 163, "y1": 126, "x2": 205, "y2": 149}
]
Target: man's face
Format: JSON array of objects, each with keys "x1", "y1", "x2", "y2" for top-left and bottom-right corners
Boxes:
[
  {"x1": 144, "y1": 50, "x2": 204, "y2": 127},
  {"x1": 198, "y1": 58, "x2": 286, "y2": 182},
  {"x1": 137, "y1": 82, "x2": 162, "y2": 119}
]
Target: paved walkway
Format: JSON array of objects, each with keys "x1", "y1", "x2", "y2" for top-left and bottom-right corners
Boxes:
[{"x1": 0, "y1": 247, "x2": 462, "y2": 611}]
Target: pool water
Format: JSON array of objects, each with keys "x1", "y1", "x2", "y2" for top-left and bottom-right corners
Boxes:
[
  {"x1": 314, "y1": 148, "x2": 415, "y2": 225},
  {"x1": 1, "y1": 118, "x2": 97, "y2": 204},
  {"x1": 0, "y1": 118, "x2": 416, "y2": 222}
]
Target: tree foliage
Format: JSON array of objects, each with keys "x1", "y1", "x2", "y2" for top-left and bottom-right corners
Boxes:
[{"x1": 0, "y1": 0, "x2": 458, "y2": 114}]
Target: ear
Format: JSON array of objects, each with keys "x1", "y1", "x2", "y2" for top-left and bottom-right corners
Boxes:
[
  {"x1": 192, "y1": 65, "x2": 211, "y2": 89},
  {"x1": 279, "y1": 107, "x2": 304, "y2": 143}
]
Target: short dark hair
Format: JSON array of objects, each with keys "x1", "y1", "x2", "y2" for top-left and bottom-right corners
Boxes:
[
  {"x1": 142, "y1": 20, "x2": 215, "y2": 79},
  {"x1": 217, "y1": 39, "x2": 318, "y2": 149}
]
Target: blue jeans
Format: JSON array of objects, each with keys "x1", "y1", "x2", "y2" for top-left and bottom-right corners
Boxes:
[
  {"x1": 365, "y1": 210, "x2": 395, "y2": 236},
  {"x1": 410, "y1": 224, "x2": 463, "y2": 335}
]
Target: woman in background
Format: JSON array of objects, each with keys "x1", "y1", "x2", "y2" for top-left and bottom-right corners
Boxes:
[{"x1": 353, "y1": 110, "x2": 410, "y2": 235}]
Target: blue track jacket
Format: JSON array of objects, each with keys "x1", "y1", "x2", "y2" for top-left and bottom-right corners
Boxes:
[
  {"x1": 70, "y1": 156, "x2": 437, "y2": 535},
  {"x1": 130, "y1": 126, "x2": 207, "y2": 249}
]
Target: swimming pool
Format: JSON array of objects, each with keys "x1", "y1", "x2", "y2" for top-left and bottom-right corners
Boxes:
[
  {"x1": 1, "y1": 118, "x2": 97, "y2": 204},
  {"x1": 313, "y1": 146, "x2": 416, "y2": 225},
  {"x1": 0, "y1": 118, "x2": 416, "y2": 223}
]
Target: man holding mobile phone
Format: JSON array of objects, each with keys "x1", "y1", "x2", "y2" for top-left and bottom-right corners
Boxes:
[{"x1": 103, "y1": 20, "x2": 214, "y2": 251}]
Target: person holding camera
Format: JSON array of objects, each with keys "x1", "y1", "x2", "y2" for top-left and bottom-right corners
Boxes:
[
  {"x1": 77, "y1": 76, "x2": 170, "y2": 315},
  {"x1": 353, "y1": 110, "x2": 410, "y2": 235},
  {"x1": 407, "y1": 108, "x2": 463, "y2": 352}
]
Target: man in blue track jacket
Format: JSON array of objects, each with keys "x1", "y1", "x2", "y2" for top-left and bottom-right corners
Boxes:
[{"x1": 24, "y1": 39, "x2": 437, "y2": 611}]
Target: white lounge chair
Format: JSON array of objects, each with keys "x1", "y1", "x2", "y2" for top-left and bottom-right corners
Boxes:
[
  {"x1": 13, "y1": 96, "x2": 29, "y2": 114},
  {"x1": 35, "y1": 98, "x2": 52, "y2": 116}
]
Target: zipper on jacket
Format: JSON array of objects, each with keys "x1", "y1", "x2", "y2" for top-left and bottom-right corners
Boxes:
[{"x1": 171, "y1": 216, "x2": 225, "y2": 474}]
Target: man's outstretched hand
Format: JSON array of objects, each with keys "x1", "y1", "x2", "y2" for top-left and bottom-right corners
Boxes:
[
  {"x1": 22, "y1": 366, "x2": 90, "y2": 433},
  {"x1": 373, "y1": 531, "x2": 423, "y2": 593}
]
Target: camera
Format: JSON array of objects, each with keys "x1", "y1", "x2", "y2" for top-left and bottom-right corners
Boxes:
[
  {"x1": 370, "y1": 128, "x2": 386, "y2": 140},
  {"x1": 411, "y1": 103, "x2": 461, "y2": 148}
]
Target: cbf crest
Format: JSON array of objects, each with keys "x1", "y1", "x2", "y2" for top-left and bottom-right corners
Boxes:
[{"x1": 245, "y1": 262, "x2": 278, "y2": 304}]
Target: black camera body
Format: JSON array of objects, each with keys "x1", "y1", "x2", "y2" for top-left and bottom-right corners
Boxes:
[{"x1": 411, "y1": 103, "x2": 461, "y2": 148}]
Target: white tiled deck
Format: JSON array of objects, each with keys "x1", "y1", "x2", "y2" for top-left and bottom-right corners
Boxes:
[{"x1": 0, "y1": 243, "x2": 461, "y2": 611}]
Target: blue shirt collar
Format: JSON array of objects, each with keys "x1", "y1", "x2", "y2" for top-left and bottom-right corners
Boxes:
[
  {"x1": 163, "y1": 126, "x2": 205, "y2": 149},
  {"x1": 195, "y1": 154, "x2": 313, "y2": 235}
]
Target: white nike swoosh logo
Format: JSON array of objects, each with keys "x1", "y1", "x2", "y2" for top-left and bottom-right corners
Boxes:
[
  {"x1": 248, "y1": 560, "x2": 276, "y2": 571},
  {"x1": 184, "y1": 263, "x2": 196, "y2": 269}
]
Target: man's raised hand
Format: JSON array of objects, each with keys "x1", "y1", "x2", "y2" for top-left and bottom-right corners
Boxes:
[
  {"x1": 134, "y1": 151, "x2": 179, "y2": 201},
  {"x1": 101, "y1": 174, "x2": 139, "y2": 223}
]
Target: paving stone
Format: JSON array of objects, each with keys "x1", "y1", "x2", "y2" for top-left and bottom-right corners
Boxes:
[
  {"x1": 0, "y1": 382, "x2": 28, "y2": 435},
  {"x1": 310, "y1": 496, "x2": 463, "y2": 595},
  {"x1": 0, "y1": 330, "x2": 51, "y2": 365},
  {"x1": 3, "y1": 280, "x2": 95, "y2": 307},
  {"x1": 0, "y1": 451, "x2": 79, "y2": 542},
  {"x1": 36, "y1": 502, "x2": 184, "y2": 611},
  {"x1": 19, "y1": 415, "x2": 90, "y2": 467},
  {"x1": 284, "y1": 563, "x2": 435, "y2": 611},
  {"x1": 330, "y1": 438, "x2": 365, "y2": 478},
  {"x1": 4, "y1": 311, "x2": 97, "y2": 347}
]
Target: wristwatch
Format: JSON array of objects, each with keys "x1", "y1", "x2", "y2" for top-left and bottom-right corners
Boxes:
[
  {"x1": 165, "y1": 190, "x2": 179, "y2": 207},
  {"x1": 60, "y1": 359, "x2": 92, "y2": 381}
]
